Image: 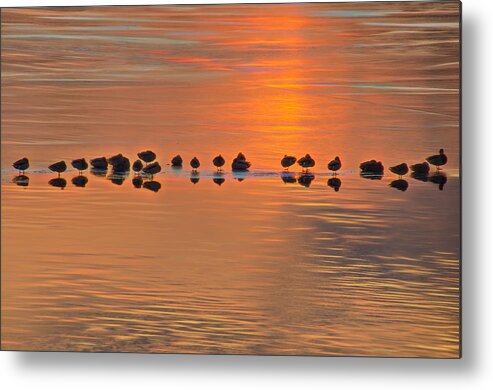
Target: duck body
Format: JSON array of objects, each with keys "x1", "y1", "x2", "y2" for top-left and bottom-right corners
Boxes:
[
  {"x1": 109, "y1": 155, "x2": 130, "y2": 173},
  {"x1": 410, "y1": 162, "x2": 430, "y2": 175},
  {"x1": 389, "y1": 163, "x2": 409, "y2": 177},
  {"x1": 13, "y1": 157, "x2": 29, "y2": 173},
  {"x1": 171, "y1": 155, "x2": 183, "y2": 167},
  {"x1": 426, "y1": 149, "x2": 447, "y2": 169},
  {"x1": 132, "y1": 159, "x2": 143, "y2": 173},
  {"x1": 138, "y1": 150, "x2": 157, "y2": 164},
  {"x1": 90, "y1": 157, "x2": 108, "y2": 170},
  {"x1": 142, "y1": 162, "x2": 161, "y2": 176},
  {"x1": 48, "y1": 160, "x2": 67, "y2": 174},
  {"x1": 143, "y1": 180, "x2": 161, "y2": 192},
  {"x1": 71, "y1": 158, "x2": 88, "y2": 172},
  {"x1": 190, "y1": 157, "x2": 200, "y2": 170},
  {"x1": 298, "y1": 154, "x2": 315, "y2": 170},
  {"x1": 360, "y1": 160, "x2": 384, "y2": 174},
  {"x1": 281, "y1": 155, "x2": 297, "y2": 169},
  {"x1": 328, "y1": 156, "x2": 341, "y2": 173},
  {"x1": 213, "y1": 155, "x2": 226, "y2": 170},
  {"x1": 232, "y1": 152, "x2": 251, "y2": 171}
]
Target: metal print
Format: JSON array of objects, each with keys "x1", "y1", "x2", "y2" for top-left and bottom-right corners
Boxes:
[{"x1": 0, "y1": 1, "x2": 461, "y2": 357}]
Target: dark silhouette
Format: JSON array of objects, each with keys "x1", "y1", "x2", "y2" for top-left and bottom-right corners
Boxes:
[
  {"x1": 108, "y1": 154, "x2": 130, "y2": 173},
  {"x1": 143, "y1": 180, "x2": 161, "y2": 192},
  {"x1": 426, "y1": 149, "x2": 447, "y2": 170},
  {"x1": 142, "y1": 162, "x2": 161, "y2": 177},
  {"x1": 49, "y1": 177, "x2": 67, "y2": 189},
  {"x1": 298, "y1": 154, "x2": 315, "y2": 172},
  {"x1": 389, "y1": 163, "x2": 409, "y2": 178},
  {"x1": 13, "y1": 157, "x2": 29, "y2": 174},
  {"x1": 71, "y1": 158, "x2": 88, "y2": 174},
  {"x1": 390, "y1": 179, "x2": 409, "y2": 192},
  {"x1": 298, "y1": 173, "x2": 315, "y2": 188},
  {"x1": 48, "y1": 161, "x2": 67, "y2": 177},
  {"x1": 281, "y1": 172, "x2": 297, "y2": 184},
  {"x1": 190, "y1": 177, "x2": 200, "y2": 184},
  {"x1": 90, "y1": 157, "x2": 108, "y2": 170},
  {"x1": 281, "y1": 155, "x2": 297, "y2": 171},
  {"x1": 171, "y1": 155, "x2": 183, "y2": 167},
  {"x1": 410, "y1": 162, "x2": 430, "y2": 175},
  {"x1": 90, "y1": 168, "x2": 108, "y2": 177},
  {"x1": 213, "y1": 155, "x2": 226, "y2": 171},
  {"x1": 429, "y1": 172, "x2": 447, "y2": 190},
  {"x1": 190, "y1": 157, "x2": 200, "y2": 172},
  {"x1": 410, "y1": 172, "x2": 428, "y2": 182},
  {"x1": 328, "y1": 156, "x2": 341, "y2": 175},
  {"x1": 137, "y1": 150, "x2": 157, "y2": 164},
  {"x1": 132, "y1": 159, "x2": 143, "y2": 174},
  {"x1": 72, "y1": 175, "x2": 88, "y2": 187},
  {"x1": 132, "y1": 176, "x2": 143, "y2": 188},
  {"x1": 13, "y1": 174, "x2": 29, "y2": 187},
  {"x1": 360, "y1": 160, "x2": 384, "y2": 175},
  {"x1": 327, "y1": 177, "x2": 342, "y2": 192},
  {"x1": 232, "y1": 152, "x2": 251, "y2": 171}
]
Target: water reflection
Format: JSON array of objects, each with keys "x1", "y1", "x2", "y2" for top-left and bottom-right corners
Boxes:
[
  {"x1": 281, "y1": 172, "x2": 297, "y2": 184},
  {"x1": 429, "y1": 172, "x2": 447, "y2": 191},
  {"x1": 327, "y1": 177, "x2": 342, "y2": 192},
  {"x1": 132, "y1": 176, "x2": 143, "y2": 188},
  {"x1": 143, "y1": 180, "x2": 161, "y2": 192},
  {"x1": 360, "y1": 173, "x2": 384, "y2": 181},
  {"x1": 232, "y1": 171, "x2": 248, "y2": 182},
  {"x1": 389, "y1": 179, "x2": 409, "y2": 192},
  {"x1": 13, "y1": 174, "x2": 29, "y2": 187},
  {"x1": 213, "y1": 176, "x2": 225, "y2": 186},
  {"x1": 411, "y1": 172, "x2": 429, "y2": 182},
  {"x1": 298, "y1": 173, "x2": 315, "y2": 188},
  {"x1": 48, "y1": 177, "x2": 67, "y2": 189},
  {"x1": 90, "y1": 168, "x2": 108, "y2": 178},
  {"x1": 108, "y1": 173, "x2": 128, "y2": 186},
  {"x1": 72, "y1": 175, "x2": 88, "y2": 188}
]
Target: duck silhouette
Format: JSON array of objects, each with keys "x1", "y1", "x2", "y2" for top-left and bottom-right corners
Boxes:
[
  {"x1": 281, "y1": 155, "x2": 297, "y2": 171},
  {"x1": 72, "y1": 175, "x2": 88, "y2": 188},
  {"x1": 213, "y1": 177, "x2": 225, "y2": 186},
  {"x1": 426, "y1": 149, "x2": 447, "y2": 170},
  {"x1": 132, "y1": 176, "x2": 143, "y2": 188},
  {"x1": 360, "y1": 160, "x2": 384, "y2": 175},
  {"x1": 110, "y1": 174, "x2": 127, "y2": 186},
  {"x1": 143, "y1": 180, "x2": 161, "y2": 192},
  {"x1": 327, "y1": 156, "x2": 341, "y2": 175},
  {"x1": 429, "y1": 172, "x2": 447, "y2": 190},
  {"x1": 389, "y1": 163, "x2": 409, "y2": 178},
  {"x1": 410, "y1": 162, "x2": 430, "y2": 175},
  {"x1": 232, "y1": 152, "x2": 251, "y2": 171},
  {"x1": 13, "y1": 174, "x2": 29, "y2": 187},
  {"x1": 327, "y1": 177, "x2": 342, "y2": 192},
  {"x1": 48, "y1": 161, "x2": 67, "y2": 177},
  {"x1": 411, "y1": 172, "x2": 428, "y2": 182},
  {"x1": 137, "y1": 150, "x2": 157, "y2": 164},
  {"x1": 190, "y1": 157, "x2": 200, "y2": 172},
  {"x1": 49, "y1": 177, "x2": 67, "y2": 189},
  {"x1": 71, "y1": 158, "x2": 88, "y2": 174},
  {"x1": 142, "y1": 162, "x2": 161, "y2": 177},
  {"x1": 171, "y1": 155, "x2": 183, "y2": 167},
  {"x1": 90, "y1": 157, "x2": 108, "y2": 170},
  {"x1": 108, "y1": 154, "x2": 130, "y2": 173},
  {"x1": 390, "y1": 179, "x2": 409, "y2": 192},
  {"x1": 298, "y1": 173, "x2": 315, "y2": 188},
  {"x1": 132, "y1": 159, "x2": 143, "y2": 174},
  {"x1": 13, "y1": 157, "x2": 29, "y2": 174},
  {"x1": 213, "y1": 155, "x2": 226, "y2": 171},
  {"x1": 298, "y1": 154, "x2": 315, "y2": 172}
]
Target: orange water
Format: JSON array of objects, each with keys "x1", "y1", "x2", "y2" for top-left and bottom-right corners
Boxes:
[{"x1": 1, "y1": 2, "x2": 460, "y2": 356}]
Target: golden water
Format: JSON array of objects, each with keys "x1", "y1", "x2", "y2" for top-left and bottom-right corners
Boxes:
[{"x1": 1, "y1": 2, "x2": 460, "y2": 357}]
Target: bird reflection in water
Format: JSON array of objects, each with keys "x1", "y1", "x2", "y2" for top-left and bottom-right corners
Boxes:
[
  {"x1": 327, "y1": 177, "x2": 341, "y2": 192},
  {"x1": 429, "y1": 172, "x2": 447, "y2": 191},
  {"x1": 132, "y1": 176, "x2": 143, "y2": 188},
  {"x1": 281, "y1": 172, "x2": 297, "y2": 184},
  {"x1": 108, "y1": 173, "x2": 128, "y2": 186},
  {"x1": 298, "y1": 173, "x2": 315, "y2": 188},
  {"x1": 389, "y1": 179, "x2": 409, "y2": 192},
  {"x1": 190, "y1": 172, "x2": 200, "y2": 185},
  {"x1": 360, "y1": 173, "x2": 383, "y2": 181},
  {"x1": 143, "y1": 180, "x2": 161, "y2": 193},
  {"x1": 72, "y1": 175, "x2": 88, "y2": 188},
  {"x1": 410, "y1": 172, "x2": 429, "y2": 182},
  {"x1": 48, "y1": 177, "x2": 67, "y2": 189},
  {"x1": 213, "y1": 172, "x2": 225, "y2": 186},
  {"x1": 90, "y1": 168, "x2": 108, "y2": 177},
  {"x1": 13, "y1": 174, "x2": 29, "y2": 187},
  {"x1": 232, "y1": 171, "x2": 248, "y2": 182}
]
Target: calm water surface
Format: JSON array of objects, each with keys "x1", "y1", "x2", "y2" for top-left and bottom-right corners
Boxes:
[{"x1": 1, "y1": 2, "x2": 460, "y2": 356}]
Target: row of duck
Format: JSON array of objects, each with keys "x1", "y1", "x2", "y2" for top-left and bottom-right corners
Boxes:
[
  {"x1": 11, "y1": 149, "x2": 448, "y2": 178},
  {"x1": 11, "y1": 169, "x2": 448, "y2": 192}
]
